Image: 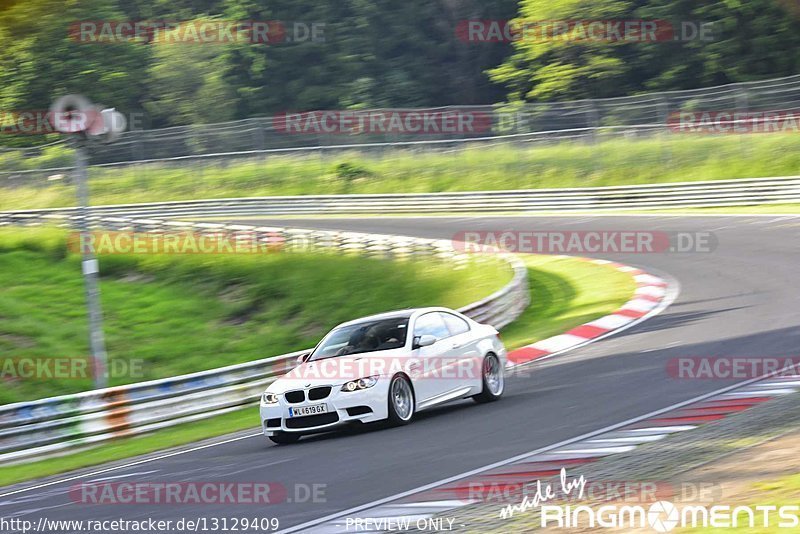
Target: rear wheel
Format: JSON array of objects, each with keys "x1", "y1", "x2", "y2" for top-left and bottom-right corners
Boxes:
[
  {"x1": 387, "y1": 375, "x2": 415, "y2": 426},
  {"x1": 269, "y1": 432, "x2": 301, "y2": 445},
  {"x1": 473, "y1": 353, "x2": 504, "y2": 403}
]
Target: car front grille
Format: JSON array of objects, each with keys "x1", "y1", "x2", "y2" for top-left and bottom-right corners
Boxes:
[
  {"x1": 285, "y1": 412, "x2": 339, "y2": 429},
  {"x1": 308, "y1": 386, "x2": 331, "y2": 401},
  {"x1": 284, "y1": 390, "x2": 305, "y2": 403}
]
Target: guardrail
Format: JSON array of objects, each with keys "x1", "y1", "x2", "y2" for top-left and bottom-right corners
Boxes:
[
  {"x1": 2, "y1": 176, "x2": 800, "y2": 221},
  {"x1": 0, "y1": 217, "x2": 529, "y2": 463}
]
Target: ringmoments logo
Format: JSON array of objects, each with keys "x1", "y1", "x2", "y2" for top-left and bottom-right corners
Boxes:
[
  {"x1": 497, "y1": 469, "x2": 800, "y2": 531},
  {"x1": 539, "y1": 501, "x2": 800, "y2": 531}
]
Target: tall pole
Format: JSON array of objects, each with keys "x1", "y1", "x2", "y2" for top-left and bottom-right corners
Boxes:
[{"x1": 74, "y1": 138, "x2": 109, "y2": 389}]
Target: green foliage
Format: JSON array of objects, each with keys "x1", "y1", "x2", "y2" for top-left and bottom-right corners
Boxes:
[
  {"x1": 144, "y1": 35, "x2": 239, "y2": 124},
  {"x1": 0, "y1": 0, "x2": 517, "y2": 132},
  {"x1": 0, "y1": 0, "x2": 150, "y2": 117},
  {"x1": 491, "y1": 0, "x2": 800, "y2": 101},
  {"x1": 0, "y1": 143, "x2": 74, "y2": 172},
  {"x1": 3, "y1": 133, "x2": 800, "y2": 210},
  {"x1": 1, "y1": 0, "x2": 799, "y2": 138},
  {"x1": 334, "y1": 161, "x2": 372, "y2": 182}
]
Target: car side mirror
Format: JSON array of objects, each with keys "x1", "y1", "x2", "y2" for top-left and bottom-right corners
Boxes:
[
  {"x1": 414, "y1": 335, "x2": 437, "y2": 349},
  {"x1": 296, "y1": 352, "x2": 311, "y2": 365}
]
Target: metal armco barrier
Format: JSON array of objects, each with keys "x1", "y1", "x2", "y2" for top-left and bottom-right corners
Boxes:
[
  {"x1": 0, "y1": 218, "x2": 529, "y2": 463},
  {"x1": 2, "y1": 176, "x2": 800, "y2": 222}
]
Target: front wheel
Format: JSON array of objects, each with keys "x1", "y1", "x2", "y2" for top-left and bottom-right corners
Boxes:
[
  {"x1": 473, "y1": 353, "x2": 504, "y2": 403},
  {"x1": 269, "y1": 432, "x2": 301, "y2": 445},
  {"x1": 387, "y1": 375, "x2": 415, "y2": 426}
]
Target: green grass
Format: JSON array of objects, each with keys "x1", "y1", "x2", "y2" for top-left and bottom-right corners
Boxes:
[
  {"x1": 3, "y1": 133, "x2": 800, "y2": 210},
  {"x1": 0, "y1": 252, "x2": 636, "y2": 487},
  {"x1": 0, "y1": 228, "x2": 510, "y2": 405},
  {"x1": 637, "y1": 203, "x2": 800, "y2": 215},
  {"x1": 501, "y1": 255, "x2": 636, "y2": 349}
]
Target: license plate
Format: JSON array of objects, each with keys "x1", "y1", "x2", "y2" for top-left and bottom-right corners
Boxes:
[{"x1": 289, "y1": 404, "x2": 327, "y2": 418}]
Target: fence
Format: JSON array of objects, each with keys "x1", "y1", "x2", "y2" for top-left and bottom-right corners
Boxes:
[
  {"x1": 0, "y1": 217, "x2": 529, "y2": 464},
  {"x1": 3, "y1": 73, "x2": 800, "y2": 175}
]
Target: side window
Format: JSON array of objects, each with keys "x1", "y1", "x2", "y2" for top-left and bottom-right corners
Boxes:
[
  {"x1": 413, "y1": 313, "x2": 450, "y2": 340},
  {"x1": 441, "y1": 313, "x2": 470, "y2": 336}
]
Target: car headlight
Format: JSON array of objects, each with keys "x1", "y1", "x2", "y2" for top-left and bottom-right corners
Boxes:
[
  {"x1": 262, "y1": 392, "x2": 279, "y2": 404},
  {"x1": 341, "y1": 376, "x2": 379, "y2": 392}
]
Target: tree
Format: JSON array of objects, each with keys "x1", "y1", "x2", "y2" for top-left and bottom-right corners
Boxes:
[
  {"x1": 144, "y1": 28, "x2": 240, "y2": 125},
  {"x1": 0, "y1": 0, "x2": 150, "y2": 116},
  {"x1": 490, "y1": 0, "x2": 800, "y2": 101}
]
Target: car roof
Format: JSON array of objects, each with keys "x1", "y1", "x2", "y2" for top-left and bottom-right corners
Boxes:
[{"x1": 335, "y1": 307, "x2": 453, "y2": 328}]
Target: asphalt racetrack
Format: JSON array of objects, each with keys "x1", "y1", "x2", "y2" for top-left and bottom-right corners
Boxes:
[{"x1": 2, "y1": 214, "x2": 799, "y2": 533}]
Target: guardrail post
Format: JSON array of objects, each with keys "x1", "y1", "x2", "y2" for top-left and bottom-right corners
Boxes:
[
  {"x1": 659, "y1": 95, "x2": 672, "y2": 167},
  {"x1": 735, "y1": 84, "x2": 752, "y2": 158},
  {"x1": 254, "y1": 122, "x2": 266, "y2": 163}
]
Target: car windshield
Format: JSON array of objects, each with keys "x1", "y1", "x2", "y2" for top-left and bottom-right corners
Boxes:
[{"x1": 309, "y1": 317, "x2": 409, "y2": 361}]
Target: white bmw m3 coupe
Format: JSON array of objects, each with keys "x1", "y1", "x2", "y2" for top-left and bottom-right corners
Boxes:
[{"x1": 260, "y1": 307, "x2": 507, "y2": 444}]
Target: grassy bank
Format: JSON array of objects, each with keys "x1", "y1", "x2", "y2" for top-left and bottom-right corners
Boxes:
[
  {"x1": 500, "y1": 255, "x2": 635, "y2": 349},
  {"x1": 0, "y1": 253, "x2": 636, "y2": 486},
  {"x1": 3, "y1": 133, "x2": 800, "y2": 210},
  {"x1": 0, "y1": 228, "x2": 510, "y2": 405}
]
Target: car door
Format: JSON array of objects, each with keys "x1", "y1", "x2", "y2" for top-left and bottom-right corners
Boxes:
[
  {"x1": 409, "y1": 312, "x2": 453, "y2": 404},
  {"x1": 440, "y1": 312, "x2": 482, "y2": 390}
]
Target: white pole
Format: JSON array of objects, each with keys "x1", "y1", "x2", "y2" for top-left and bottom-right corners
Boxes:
[{"x1": 74, "y1": 138, "x2": 109, "y2": 388}]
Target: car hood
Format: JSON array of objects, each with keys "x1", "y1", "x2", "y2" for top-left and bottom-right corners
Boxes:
[{"x1": 266, "y1": 348, "x2": 409, "y2": 393}]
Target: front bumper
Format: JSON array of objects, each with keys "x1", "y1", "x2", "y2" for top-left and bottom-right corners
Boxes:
[{"x1": 259, "y1": 379, "x2": 390, "y2": 436}]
